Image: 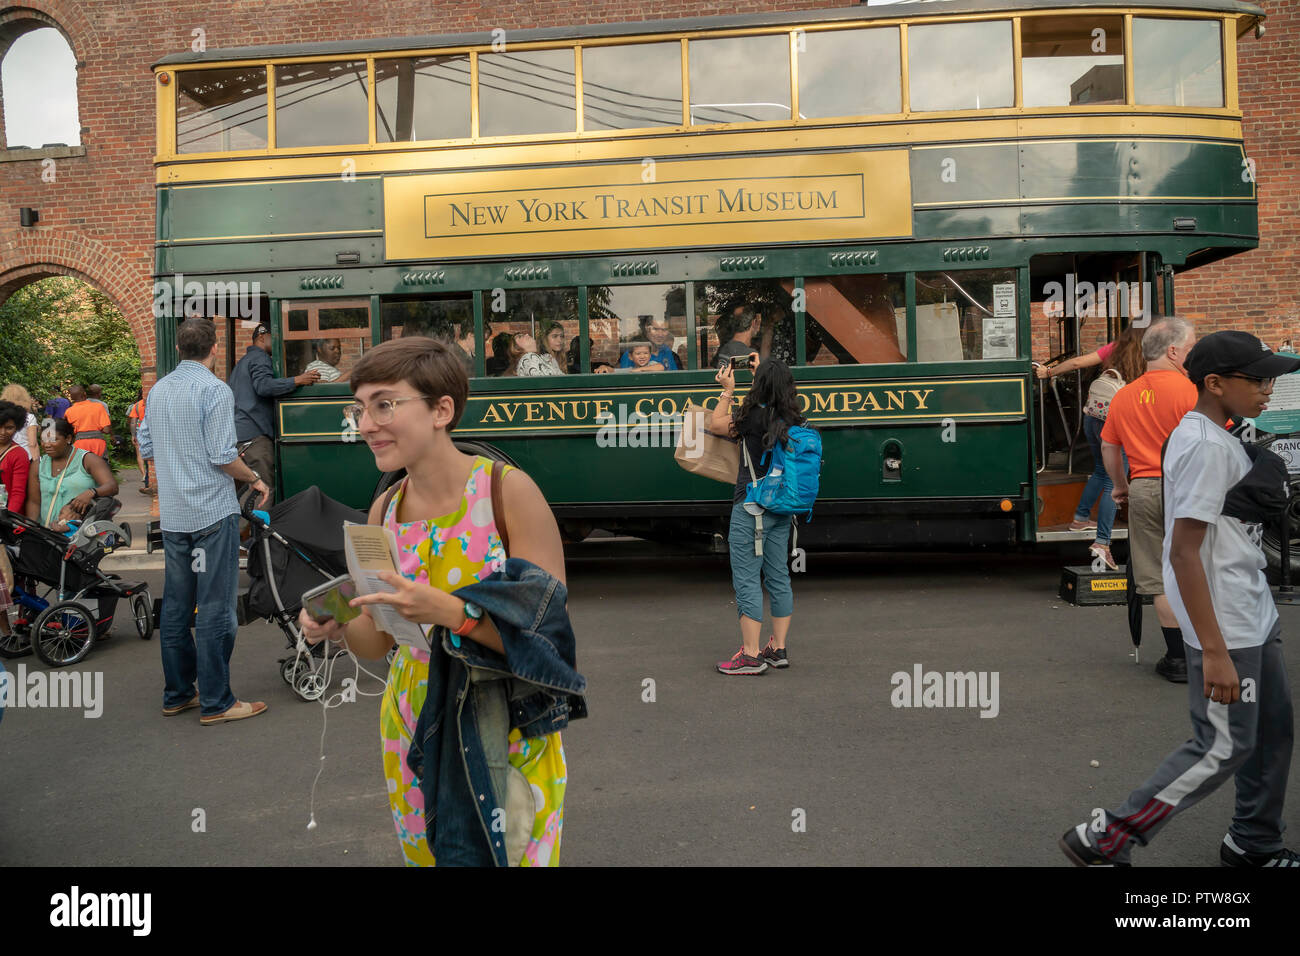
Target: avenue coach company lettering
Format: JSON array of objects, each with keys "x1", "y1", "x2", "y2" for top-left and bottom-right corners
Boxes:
[
  {"x1": 451, "y1": 378, "x2": 1026, "y2": 436},
  {"x1": 383, "y1": 151, "x2": 913, "y2": 259}
]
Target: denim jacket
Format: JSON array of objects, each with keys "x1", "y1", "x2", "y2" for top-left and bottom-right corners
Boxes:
[{"x1": 406, "y1": 558, "x2": 588, "y2": 866}]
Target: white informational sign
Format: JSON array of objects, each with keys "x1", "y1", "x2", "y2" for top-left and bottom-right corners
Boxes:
[
  {"x1": 992, "y1": 282, "x2": 1016, "y2": 317},
  {"x1": 1250, "y1": 355, "x2": 1300, "y2": 435},
  {"x1": 1268, "y1": 438, "x2": 1300, "y2": 475},
  {"x1": 982, "y1": 316, "x2": 1016, "y2": 359}
]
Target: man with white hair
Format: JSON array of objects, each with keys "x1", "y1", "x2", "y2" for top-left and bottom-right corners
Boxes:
[{"x1": 1101, "y1": 316, "x2": 1197, "y2": 682}]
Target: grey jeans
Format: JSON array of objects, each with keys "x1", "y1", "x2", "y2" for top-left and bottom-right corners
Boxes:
[{"x1": 1089, "y1": 622, "x2": 1293, "y2": 863}]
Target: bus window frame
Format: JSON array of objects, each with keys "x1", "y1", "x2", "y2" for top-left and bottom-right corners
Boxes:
[
  {"x1": 155, "y1": 11, "x2": 1242, "y2": 161},
  {"x1": 278, "y1": 296, "x2": 372, "y2": 377}
]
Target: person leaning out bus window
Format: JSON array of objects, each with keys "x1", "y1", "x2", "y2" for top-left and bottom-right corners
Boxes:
[
  {"x1": 710, "y1": 356, "x2": 802, "y2": 675},
  {"x1": 298, "y1": 336, "x2": 579, "y2": 865}
]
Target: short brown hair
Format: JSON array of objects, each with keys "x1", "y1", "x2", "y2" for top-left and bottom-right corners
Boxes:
[
  {"x1": 350, "y1": 336, "x2": 469, "y2": 430},
  {"x1": 177, "y1": 318, "x2": 217, "y2": 360}
]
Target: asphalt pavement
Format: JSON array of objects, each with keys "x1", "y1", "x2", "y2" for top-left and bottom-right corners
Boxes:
[{"x1": 4, "y1": 536, "x2": 1297, "y2": 867}]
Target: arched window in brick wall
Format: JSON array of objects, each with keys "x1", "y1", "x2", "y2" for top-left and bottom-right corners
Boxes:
[{"x1": 0, "y1": 21, "x2": 81, "y2": 149}]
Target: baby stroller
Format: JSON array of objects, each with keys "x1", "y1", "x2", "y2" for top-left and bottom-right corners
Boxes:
[
  {"x1": 0, "y1": 503, "x2": 153, "y2": 666},
  {"x1": 237, "y1": 485, "x2": 365, "y2": 701}
]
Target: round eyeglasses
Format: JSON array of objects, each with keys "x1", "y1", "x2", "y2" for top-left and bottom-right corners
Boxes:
[{"x1": 342, "y1": 396, "x2": 429, "y2": 428}]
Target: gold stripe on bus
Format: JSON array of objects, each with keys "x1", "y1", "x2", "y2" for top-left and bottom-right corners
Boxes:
[{"x1": 156, "y1": 114, "x2": 1244, "y2": 183}]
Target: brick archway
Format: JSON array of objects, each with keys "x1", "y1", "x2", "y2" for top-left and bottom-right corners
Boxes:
[
  {"x1": 0, "y1": 2, "x2": 101, "y2": 62},
  {"x1": 0, "y1": 229, "x2": 154, "y2": 375}
]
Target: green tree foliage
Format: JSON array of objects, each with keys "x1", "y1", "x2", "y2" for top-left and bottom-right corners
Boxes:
[{"x1": 0, "y1": 277, "x2": 141, "y2": 464}]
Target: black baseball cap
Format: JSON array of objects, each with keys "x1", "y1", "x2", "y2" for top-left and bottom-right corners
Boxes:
[
  {"x1": 251, "y1": 324, "x2": 270, "y2": 339},
  {"x1": 1184, "y1": 331, "x2": 1300, "y2": 384}
]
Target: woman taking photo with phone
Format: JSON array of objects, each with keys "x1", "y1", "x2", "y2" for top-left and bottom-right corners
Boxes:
[
  {"x1": 298, "y1": 337, "x2": 578, "y2": 866},
  {"x1": 710, "y1": 356, "x2": 803, "y2": 675}
]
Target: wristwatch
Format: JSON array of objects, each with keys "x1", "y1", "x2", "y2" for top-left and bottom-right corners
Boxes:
[{"x1": 451, "y1": 600, "x2": 483, "y2": 642}]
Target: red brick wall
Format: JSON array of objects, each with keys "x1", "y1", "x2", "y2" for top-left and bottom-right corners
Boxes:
[
  {"x1": 1, "y1": 0, "x2": 1293, "y2": 389},
  {"x1": 1178, "y1": 2, "x2": 1299, "y2": 347}
]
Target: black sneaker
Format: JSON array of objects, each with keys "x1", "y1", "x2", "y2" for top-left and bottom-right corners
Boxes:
[
  {"x1": 761, "y1": 642, "x2": 789, "y2": 669},
  {"x1": 1155, "y1": 655, "x2": 1189, "y2": 683},
  {"x1": 1059, "y1": 824, "x2": 1130, "y2": 867},
  {"x1": 1220, "y1": 835, "x2": 1300, "y2": 867}
]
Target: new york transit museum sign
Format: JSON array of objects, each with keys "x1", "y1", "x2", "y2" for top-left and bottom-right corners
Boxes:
[{"x1": 383, "y1": 151, "x2": 912, "y2": 259}]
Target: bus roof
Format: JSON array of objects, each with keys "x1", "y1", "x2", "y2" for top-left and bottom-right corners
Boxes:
[{"x1": 153, "y1": 0, "x2": 1265, "y2": 68}]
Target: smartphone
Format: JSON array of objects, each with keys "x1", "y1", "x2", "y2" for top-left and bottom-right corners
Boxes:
[
  {"x1": 302, "y1": 574, "x2": 360, "y2": 625},
  {"x1": 730, "y1": 355, "x2": 752, "y2": 370}
]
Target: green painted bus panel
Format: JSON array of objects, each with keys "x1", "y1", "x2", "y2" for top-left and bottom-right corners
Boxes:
[
  {"x1": 910, "y1": 145, "x2": 1021, "y2": 206},
  {"x1": 915, "y1": 201, "x2": 1257, "y2": 241},
  {"x1": 278, "y1": 440, "x2": 381, "y2": 504},
  {"x1": 162, "y1": 180, "x2": 383, "y2": 241},
  {"x1": 158, "y1": 237, "x2": 387, "y2": 275},
  {"x1": 910, "y1": 140, "x2": 1251, "y2": 206},
  {"x1": 1016, "y1": 141, "x2": 1252, "y2": 201}
]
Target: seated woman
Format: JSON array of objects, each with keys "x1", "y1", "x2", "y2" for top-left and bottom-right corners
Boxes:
[
  {"x1": 37, "y1": 419, "x2": 119, "y2": 533},
  {"x1": 513, "y1": 332, "x2": 563, "y2": 377}
]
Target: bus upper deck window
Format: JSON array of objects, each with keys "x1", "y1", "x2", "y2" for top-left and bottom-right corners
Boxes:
[
  {"x1": 478, "y1": 49, "x2": 576, "y2": 137},
  {"x1": 176, "y1": 67, "x2": 268, "y2": 153},
  {"x1": 1134, "y1": 18, "x2": 1223, "y2": 108},
  {"x1": 274, "y1": 61, "x2": 369, "y2": 148},
  {"x1": 688, "y1": 35, "x2": 791, "y2": 124},
  {"x1": 582, "y1": 43, "x2": 683, "y2": 131},
  {"x1": 908, "y1": 21, "x2": 1013, "y2": 112},
  {"x1": 374, "y1": 56, "x2": 471, "y2": 142},
  {"x1": 1021, "y1": 16, "x2": 1124, "y2": 107},
  {"x1": 798, "y1": 28, "x2": 901, "y2": 118}
]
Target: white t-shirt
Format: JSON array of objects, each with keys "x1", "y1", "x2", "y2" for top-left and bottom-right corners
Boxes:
[
  {"x1": 1161, "y1": 411, "x2": 1277, "y2": 650},
  {"x1": 12, "y1": 412, "x2": 38, "y2": 459},
  {"x1": 303, "y1": 359, "x2": 340, "y2": 382}
]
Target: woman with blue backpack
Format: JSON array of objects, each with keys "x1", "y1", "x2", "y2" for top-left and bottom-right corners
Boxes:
[{"x1": 710, "y1": 356, "x2": 819, "y2": 675}]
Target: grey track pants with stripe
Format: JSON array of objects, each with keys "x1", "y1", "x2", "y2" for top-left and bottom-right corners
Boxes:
[{"x1": 1089, "y1": 623, "x2": 1293, "y2": 864}]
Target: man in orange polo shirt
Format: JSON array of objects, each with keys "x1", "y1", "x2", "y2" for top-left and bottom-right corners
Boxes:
[
  {"x1": 63, "y1": 384, "x2": 111, "y2": 458},
  {"x1": 1101, "y1": 316, "x2": 1198, "y2": 683}
]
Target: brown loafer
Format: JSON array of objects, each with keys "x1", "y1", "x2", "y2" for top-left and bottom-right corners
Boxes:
[
  {"x1": 200, "y1": 699, "x2": 268, "y2": 725},
  {"x1": 162, "y1": 695, "x2": 200, "y2": 717}
]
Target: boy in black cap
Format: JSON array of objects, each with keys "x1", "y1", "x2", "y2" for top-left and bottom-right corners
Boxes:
[{"x1": 1061, "y1": 331, "x2": 1299, "y2": 866}]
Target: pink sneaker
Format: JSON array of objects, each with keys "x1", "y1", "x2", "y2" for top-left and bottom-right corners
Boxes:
[{"x1": 717, "y1": 648, "x2": 767, "y2": 675}]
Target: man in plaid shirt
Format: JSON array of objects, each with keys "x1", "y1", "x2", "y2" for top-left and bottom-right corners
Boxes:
[{"x1": 138, "y1": 319, "x2": 271, "y2": 725}]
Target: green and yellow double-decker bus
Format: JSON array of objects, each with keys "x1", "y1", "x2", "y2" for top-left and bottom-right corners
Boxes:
[{"x1": 150, "y1": 0, "x2": 1263, "y2": 550}]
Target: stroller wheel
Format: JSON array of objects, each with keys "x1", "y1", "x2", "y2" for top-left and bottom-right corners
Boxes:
[
  {"x1": 31, "y1": 602, "x2": 96, "y2": 667},
  {"x1": 295, "y1": 671, "x2": 326, "y2": 701},
  {"x1": 132, "y1": 592, "x2": 154, "y2": 640},
  {"x1": 0, "y1": 619, "x2": 31, "y2": 659},
  {"x1": 280, "y1": 656, "x2": 309, "y2": 686}
]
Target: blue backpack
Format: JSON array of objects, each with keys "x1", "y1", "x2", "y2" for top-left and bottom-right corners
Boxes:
[{"x1": 743, "y1": 424, "x2": 822, "y2": 518}]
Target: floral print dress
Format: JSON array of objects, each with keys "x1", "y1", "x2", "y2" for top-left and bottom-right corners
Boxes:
[{"x1": 379, "y1": 456, "x2": 567, "y2": 866}]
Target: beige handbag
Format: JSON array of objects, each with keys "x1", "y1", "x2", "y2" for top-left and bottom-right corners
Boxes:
[{"x1": 674, "y1": 399, "x2": 740, "y2": 484}]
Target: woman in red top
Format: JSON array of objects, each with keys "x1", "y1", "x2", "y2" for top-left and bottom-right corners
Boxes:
[{"x1": 0, "y1": 401, "x2": 32, "y2": 518}]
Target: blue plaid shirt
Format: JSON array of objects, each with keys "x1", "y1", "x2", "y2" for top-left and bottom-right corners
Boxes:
[{"x1": 136, "y1": 361, "x2": 240, "y2": 533}]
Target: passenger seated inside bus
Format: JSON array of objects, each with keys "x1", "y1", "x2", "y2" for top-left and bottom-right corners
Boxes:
[
  {"x1": 617, "y1": 316, "x2": 680, "y2": 371},
  {"x1": 513, "y1": 331, "x2": 564, "y2": 377},
  {"x1": 304, "y1": 338, "x2": 342, "y2": 382},
  {"x1": 712, "y1": 305, "x2": 761, "y2": 369},
  {"x1": 487, "y1": 331, "x2": 516, "y2": 376},
  {"x1": 571, "y1": 336, "x2": 615, "y2": 374}
]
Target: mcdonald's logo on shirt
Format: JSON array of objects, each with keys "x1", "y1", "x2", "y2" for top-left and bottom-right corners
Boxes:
[{"x1": 1138, "y1": 389, "x2": 1157, "y2": 404}]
